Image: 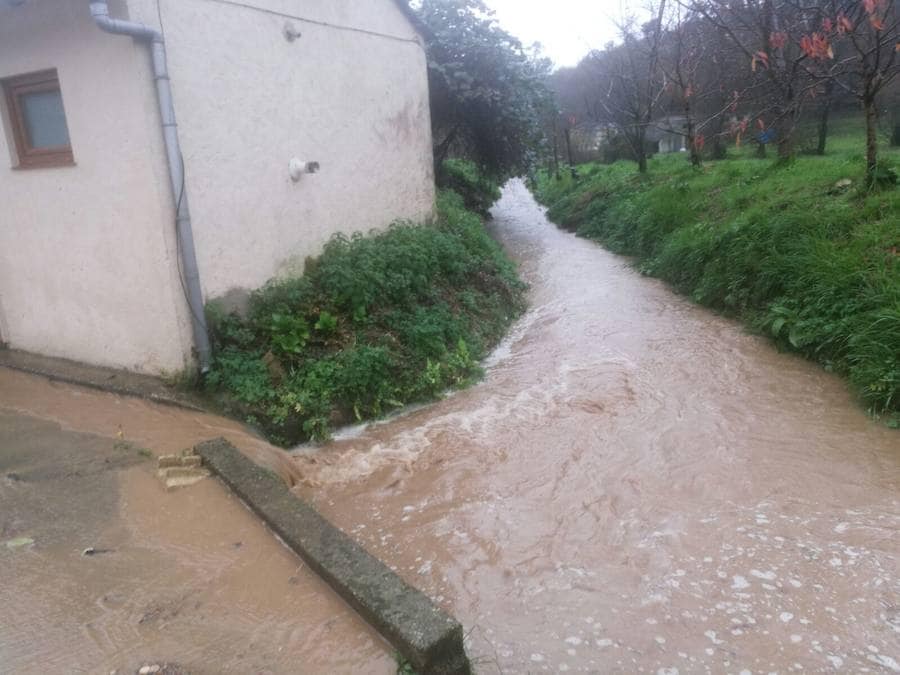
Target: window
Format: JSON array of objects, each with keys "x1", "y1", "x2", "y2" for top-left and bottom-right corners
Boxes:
[{"x1": 2, "y1": 69, "x2": 73, "y2": 168}]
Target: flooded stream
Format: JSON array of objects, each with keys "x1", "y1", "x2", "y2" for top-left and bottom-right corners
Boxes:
[
  {"x1": 293, "y1": 180, "x2": 900, "y2": 673},
  {"x1": 1, "y1": 180, "x2": 897, "y2": 673}
]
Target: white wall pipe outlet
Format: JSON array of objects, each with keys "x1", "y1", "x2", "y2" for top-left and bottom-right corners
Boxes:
[{"x1": 289, "y1": 158, "x2": 320, "y2": 182}]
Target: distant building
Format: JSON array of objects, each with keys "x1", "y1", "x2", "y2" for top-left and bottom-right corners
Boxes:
[
  {"x1": 568, "y1": 122, "x2": 616, "y2": 163},
  {"x1": 649, "y1": 116, "x2": 688, "y2": 154},
  {"x1": 0, "y1": 0, "x2": 433, "y2": 374}
]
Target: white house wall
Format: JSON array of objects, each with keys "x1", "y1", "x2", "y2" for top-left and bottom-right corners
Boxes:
[
  {"x1": 1, "y1": 0, "x2": 434, "y2": 374},
  {"x1": 131, "y1": 0, "x2": 436, "y2": 300},
  {"x1": 0, "y1": 0, "x2": 194, "y2": 373}
]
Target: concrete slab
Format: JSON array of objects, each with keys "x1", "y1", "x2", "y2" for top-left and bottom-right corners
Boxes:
[
  {"x1": 0, "y1": 407, "x2": 395, "y2": 673},
  {"x1": 0, "y1": 348, "x2": 206, "y2": 411},
  {"x1": 197, "y1": 438, "x2": 472, "y2": 675}
]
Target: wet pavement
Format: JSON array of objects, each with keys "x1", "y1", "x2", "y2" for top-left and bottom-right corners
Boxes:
[
  {"x1": 0, "y1": 373, "x2": 394, "y2": 674},
  {"x1": 292, "y1": 180, "x2": 900, "y2": 673}
]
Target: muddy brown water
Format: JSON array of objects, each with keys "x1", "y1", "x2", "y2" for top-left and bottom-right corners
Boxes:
[
  {"x1": 0, "y1": 179, "x2": 897, "y2": 673},
  {"x1": 292, "y1": 180, "x2": 900, "y2": 673},
  {"x1": 0, "y1": 371, "x2": 394, "y2": 674}
]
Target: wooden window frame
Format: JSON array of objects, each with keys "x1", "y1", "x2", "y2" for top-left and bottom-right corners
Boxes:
[{"x1": 2, "y1": 69, "x2": 74, "y2": 169}]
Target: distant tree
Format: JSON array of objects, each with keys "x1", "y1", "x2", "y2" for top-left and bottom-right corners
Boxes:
[
  {"x1": 594, "y1": 2, "x2": 670, "y2": 173},
  {"x1": 416, "y1": 0, "x2": 554, "y2": 181},
  {"x1": 658, "y1": 8, "x2": 716, "y2": 166},
  {"x1": 550, "y1": 56, "x2": 609, "y2": 125},
  {"x1": 890, "y1": 76, "x2": 900, "y2": 144},
  {"x1": 653, "y1": 7, "x2": 761, "y2": 166},
  {"x1": 826, "y1": 0, "x2": 900, "y2": 181},
  {"x1": 689, "y1": 0, "x2": 823, "y2": 160}
]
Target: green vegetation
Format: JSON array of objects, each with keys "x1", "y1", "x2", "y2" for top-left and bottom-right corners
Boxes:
[
  {"x1": 395, "y1": 653, "x2": 418, "y2": 675},
  {"x1": 439, "y1": 158, "x2": 502, "y2": 217},
  {"x1": 204, "y1": 189, "x2": 524, "y2": 446},
  {"x1": 532, "y1": 125, "x2": 899, "y2": 421}
]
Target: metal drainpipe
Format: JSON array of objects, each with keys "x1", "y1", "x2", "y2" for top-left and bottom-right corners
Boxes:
[{"x1": 89, "y1": 0, "x2": 212, "y2": 374}]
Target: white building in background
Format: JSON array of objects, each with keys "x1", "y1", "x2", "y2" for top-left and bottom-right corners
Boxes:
[
  {"x1": 0, "y1": 0, "x2": 434, "y2": 374},
  {"x1": 651, "y1": 116, "x2": 689, "y2": 154}
]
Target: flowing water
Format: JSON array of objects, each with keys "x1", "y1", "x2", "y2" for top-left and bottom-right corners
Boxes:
[
  {"x1": 1, "y1": 180, "x2": 897, "y2": 673},
  {"x1": 292, "y1": 180, "x2": 900, "y2": 673}
]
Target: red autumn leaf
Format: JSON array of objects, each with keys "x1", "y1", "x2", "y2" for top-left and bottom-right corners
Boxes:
[
  {"x1": 751, "y1": 50, "x2": 770, "y2": 71},
  {"x1": 863, "y1": 0, "x2": 877, "y2": 14},
  {"x1": 800, "y1": 33, "x2": 833, "y2": 60},
  {"x1": 694, "y1": 134, "x2": 706, "y2": 150},
  {"x1": 870, "y1": 14, "x2": 885, "y2": 30},
  {"x1": 837, "y1": 14, "x2": 854, "y2": 34},
  {"x1": 823, "y1": 17, "x2": 834, "y2": 33}
]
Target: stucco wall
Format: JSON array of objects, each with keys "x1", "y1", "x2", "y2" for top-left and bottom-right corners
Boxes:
[
  {"x1": 131, "y1": 0, "x2": 436, "y2": 299},
  {"x1": 0, "y1": 0, "x2": 434, "y2": 374},
  {"x1": 0, "y1": 0, "x2": 193, "y2": 373}
]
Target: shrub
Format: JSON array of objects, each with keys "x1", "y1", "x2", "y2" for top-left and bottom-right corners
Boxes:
[
  {"x1": 438, "y1": 158, "x2": 502, "y2": 217},
  {"x1": 204, "y1": 189, "x2": 525, "y2": 445}
]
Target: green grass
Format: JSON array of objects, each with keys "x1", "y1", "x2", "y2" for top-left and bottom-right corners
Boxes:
[
  {"x1": 439, "y1": 157, "x2": 502, "y2": 217},
  {"x1": 204, "y1": 188, "x2": 525, "y2": 446},
  {"x1": 532, "y1": 122, "x2": 900, "y2": 422}
]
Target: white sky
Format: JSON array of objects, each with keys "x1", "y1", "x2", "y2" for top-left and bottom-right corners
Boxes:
[{"x1": 483, "y1": 0, "x2": 627, "y2": 68}]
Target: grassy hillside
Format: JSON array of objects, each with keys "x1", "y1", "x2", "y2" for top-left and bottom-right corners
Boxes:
[
  {"x1": 204, "y1": 188, "x2": 525, "y2": 445},
  {"x1": 533, "y1": 123, "x2": 899, "y2": 423}
]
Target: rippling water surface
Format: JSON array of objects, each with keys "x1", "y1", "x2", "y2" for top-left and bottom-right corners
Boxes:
[{"x1": 293, "y1": 180, "x2": 900, "y2": 673}]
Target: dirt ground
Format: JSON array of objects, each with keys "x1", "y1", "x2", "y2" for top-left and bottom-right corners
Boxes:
[{"x1": 0, "y1": 370, "x2": 394, "y2": 674}]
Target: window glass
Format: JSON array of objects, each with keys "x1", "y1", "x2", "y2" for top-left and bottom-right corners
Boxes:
[{"x1": 21, "y1": 89, "x2": 70, "y2": 149}]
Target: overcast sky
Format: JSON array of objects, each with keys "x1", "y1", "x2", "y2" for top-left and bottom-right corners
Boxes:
[{"x1": 483, "y1": 0, "x2": 627, "y2": 68}]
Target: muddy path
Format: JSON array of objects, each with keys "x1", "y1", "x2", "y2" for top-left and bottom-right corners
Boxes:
[
  {"x1": 0, "y1": 371, "x2": 395, "y2": 674},
  {"x1": 292, "y1": 180, "x2": 900, "y2": 673}
]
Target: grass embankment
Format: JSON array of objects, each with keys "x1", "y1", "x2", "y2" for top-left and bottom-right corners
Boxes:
[
  {"x1": 204, "y1": 184, "x2": 524, "y2": 446},
  {"x1": 533, "y1": 128, "x2": 899, "y2": 422}
]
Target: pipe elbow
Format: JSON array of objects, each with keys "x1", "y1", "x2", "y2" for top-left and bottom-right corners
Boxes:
[{"x1": 90, "y1": 0, "x2": 160, "y2": 41}]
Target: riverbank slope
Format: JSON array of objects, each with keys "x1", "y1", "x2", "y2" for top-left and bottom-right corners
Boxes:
[{"x1": 533, "y1": 133, "x2": 899, "y2": 422}]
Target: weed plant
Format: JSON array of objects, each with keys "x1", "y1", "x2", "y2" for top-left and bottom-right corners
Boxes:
[{"x1": 205, "y1": 189, "x2": 524, "y2": 445}]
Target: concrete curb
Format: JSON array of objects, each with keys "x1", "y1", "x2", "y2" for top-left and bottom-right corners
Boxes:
[
  {"x1": 0, "y1": 348, "x2": 207, "y2": 412},
  {"x1": 196, "y1": 438, "x2": 472, "y2": 675}
]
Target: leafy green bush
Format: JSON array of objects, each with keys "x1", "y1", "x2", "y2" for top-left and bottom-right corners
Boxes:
[
  {"x1": 438, "y1": 158, "x2": 502, "y2": 217},
  {"x1": 204, "y1": 189, "x2": 525, "y2": 445},
  {"x1": 532, "y1": 135, "x2": 900, "y2": 420}
]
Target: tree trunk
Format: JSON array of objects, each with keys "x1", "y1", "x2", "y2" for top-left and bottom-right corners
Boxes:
[
  {"x1": 683, "y1": 101, "x2": 701, "y2": 168},
  {"x1": 637, "y1": 153, "x2": 648, "y2": 173},
  {"x1": 710, "y1": 113, "x2": 727, "y2": 160},
  {"x1": 636, "y1": 132, "x2": 648, "y2": 173},
  {"x1": 892, "y1": 122, "x2": 900, "y2": 147},
  {"x1": 552, "y1": 122, "x2": 561, "y2": 180},
  {"x1": 711, "y1": 136, "x2": 726, "y2": 160},
  {"x1": 756, "y1": 141, "x2": 767, "y2": 159},
  {"x1": 864, "y1": 96, "x2": 878, "y2": 183},
  {"x1": 816, "y1": 105, "x2": 831, "y2": 156},
  {"x1": 433, "y1": 127, "x2": 458, "y2": 180},
  {"x1": 816, "y1": 81, "x2": 834, "y2": 156},
  {"x1": 775, "y1": 117, "x2": 794, "y2": 161}
]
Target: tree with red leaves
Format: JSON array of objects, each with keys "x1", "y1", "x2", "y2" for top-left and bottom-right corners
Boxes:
[
  {"x1": 809, "y1": 0, "x2": 900, "y2": 181},
  {"x1": 688, "y1": 0, "x2": 824, "y2": 160}
]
